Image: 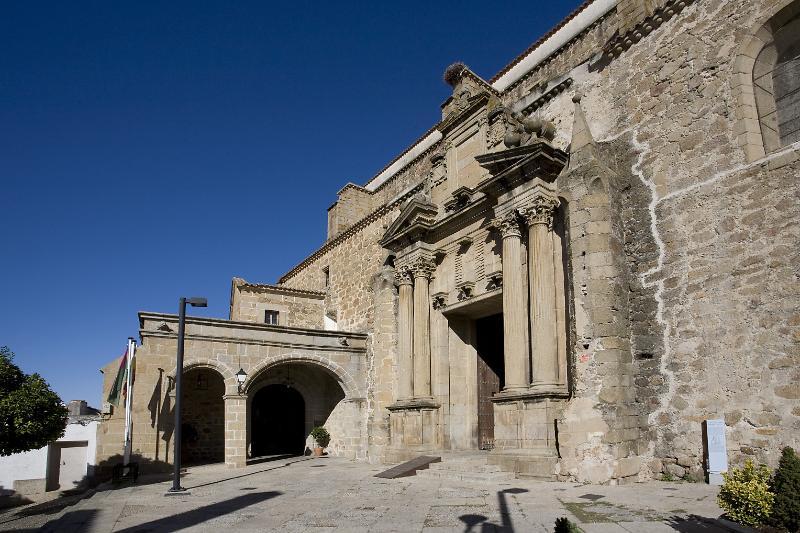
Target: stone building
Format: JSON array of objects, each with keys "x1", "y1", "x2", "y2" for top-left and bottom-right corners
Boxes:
[{"x1": 97, "y1": 0, "x2": 800, "y2": 483}]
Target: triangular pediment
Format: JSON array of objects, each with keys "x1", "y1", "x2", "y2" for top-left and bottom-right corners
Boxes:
[{"x1": 380, "y1": 197, "x2": 438, "y2": 250}]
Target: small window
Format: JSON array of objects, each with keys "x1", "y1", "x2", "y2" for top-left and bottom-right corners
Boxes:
[
  {"x1": 264, "y1": 310, "x2": 279, "y2": 325},
  {"x1": 323, "y1": 266, "x2": 330, "y2": 288}
]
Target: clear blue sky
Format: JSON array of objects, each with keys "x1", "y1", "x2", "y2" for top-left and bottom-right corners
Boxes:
[{"x1": 0, "y1": 1, "x2": 582, "y2": 406}]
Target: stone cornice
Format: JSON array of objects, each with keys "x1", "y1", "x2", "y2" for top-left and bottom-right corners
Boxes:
[
  {"x1": 594, "y1": 0, "x2": 695, "y2": 70},
  {"x1": 234, "y1": 279, "x2": 325, "y2": 299},
  {"x1": 138, "y1": 311, "x2": 368, "y2": 340},
  {"x1": 141, "y1": 329, "x2": 368, "y2": 354}
]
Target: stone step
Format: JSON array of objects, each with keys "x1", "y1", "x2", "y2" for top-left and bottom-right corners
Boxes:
[
  {"x1": 428, "y1": 462, "x2": 504, "y2": 473},
  {"x1": 417, "y1": 469, "x2": 516, "y2": 482}
]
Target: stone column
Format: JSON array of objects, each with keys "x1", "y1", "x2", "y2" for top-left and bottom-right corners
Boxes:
[
  {"x1": 520, "y1": 195, "x2": 561, "y2": 389},
  {"x1": 411, "y1": 255, "x2": 435, "y2": 399},
  {"x1": 223, "y1": 394, "x2": 247, "y2": 468},
  {"x1": 496, "y1": 212, "x2": 529, "y2": 392},
  {"x1": 395, "y1": 267, "x2": 414, "y2": 401}
]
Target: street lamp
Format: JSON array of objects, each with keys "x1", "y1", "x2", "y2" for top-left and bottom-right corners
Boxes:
[
  {"x1": 169, "y1": 296, "x2": 207, "y2": 494},
  {"x1": 236, "y1": 368, "x2": 247, "y2": 393}
]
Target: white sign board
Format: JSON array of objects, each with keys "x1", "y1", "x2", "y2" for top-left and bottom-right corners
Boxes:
[{"x1": 705, "y1": 419, "x2": 728, "y2": 485}]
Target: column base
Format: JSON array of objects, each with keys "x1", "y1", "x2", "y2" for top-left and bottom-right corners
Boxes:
[
  {"x1": 529, "y1": 382, "x2": 569, "y2": 397},
  {"x1": 387, "y1": 399, "x2": 441, "y2": 450}
]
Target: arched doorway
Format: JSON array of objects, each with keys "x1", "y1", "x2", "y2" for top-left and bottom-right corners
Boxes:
[
  {"x1": 251, "y1": 384, "x2": 306, "y2": 456},
  {"x1": 181, "y1": 368, "x2": 225, "y2": 465}
]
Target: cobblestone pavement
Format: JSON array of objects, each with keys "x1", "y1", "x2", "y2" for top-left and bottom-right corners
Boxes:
[{"x1": 0, "y1": 456, "x2": 742, "y2": 532}]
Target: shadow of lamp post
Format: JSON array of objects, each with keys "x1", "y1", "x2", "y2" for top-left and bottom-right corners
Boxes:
[{"x1": 169, "y1": 296, "x2": 207, "y2": 494}]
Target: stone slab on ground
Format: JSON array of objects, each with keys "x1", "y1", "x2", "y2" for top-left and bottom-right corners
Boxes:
[
  {"x1": 0, "y1": 457, "x2": 741, "y2": 532},
  {"x1": 374, "y1": 455, "x2": 441, "y2": 478}
]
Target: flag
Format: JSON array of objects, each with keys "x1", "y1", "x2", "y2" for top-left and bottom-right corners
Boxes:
[{"x1": 107, "y1": 348, "x2": 128, "y2": 407}]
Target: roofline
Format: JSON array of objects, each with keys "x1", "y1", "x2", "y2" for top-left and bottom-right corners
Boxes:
[{"x1": 362, "y1": 0, "x2": 614, "y2": 192}]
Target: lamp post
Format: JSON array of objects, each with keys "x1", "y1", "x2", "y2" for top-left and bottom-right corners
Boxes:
[
  {"x1": 169, "y1": 296, "x2": 207, "y2": 494},
  {"x1": 236, "y1": 368, "x2": 247, "y2": 393}
]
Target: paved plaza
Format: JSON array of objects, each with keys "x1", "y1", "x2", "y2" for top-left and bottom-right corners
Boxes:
[{"x1": 0, "y1": 456, "x2": 745, "y2": 532}]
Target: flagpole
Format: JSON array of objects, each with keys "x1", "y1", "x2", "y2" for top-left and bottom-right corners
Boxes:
[{"x1": 123, "y1": 337, "x2": 135, "y2": 467}]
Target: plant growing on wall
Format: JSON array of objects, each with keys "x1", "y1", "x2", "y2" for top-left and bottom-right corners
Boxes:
[
  {"x1": 0, "y1": 346, "x2": 68, "y2": 455},
  {"x1": 717, "y1": 460, "x2": 773, "y2": 527},
  {"x1": 310, "y1": 426, "x2": 330, "y2": 448}
]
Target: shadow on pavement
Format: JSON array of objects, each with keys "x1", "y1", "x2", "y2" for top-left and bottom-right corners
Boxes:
[
  {"x1": 113, "y1": 491, "x2": 281, "y2": 533},
  {"x1": 666, "y1": 514, "x2": 749, "y2": 532},
  {"x1": 458, "y1": 488, "x2": 528, "y2": 532},
  {"x1": 185, "y1": 456, "x2": 312, "y2": 490}
]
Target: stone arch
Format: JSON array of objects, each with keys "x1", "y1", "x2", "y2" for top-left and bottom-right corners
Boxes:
[
  {"x1": 242, "y1": 354, "x2": 359, "y2": 398},
  {"x1": 167, "y1": 359, "x2": 238, "y2": 396},
  {"x1": 732, "y1": 0, "x2": 800, "y2": 161}
]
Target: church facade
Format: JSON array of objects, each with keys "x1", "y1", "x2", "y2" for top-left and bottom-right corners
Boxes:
[{"x1": 97, "y1": 0, "x2": 800, "y2": 483}]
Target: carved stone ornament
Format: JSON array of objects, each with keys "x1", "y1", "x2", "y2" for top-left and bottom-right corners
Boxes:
[
  {"x1": 456, "y1": 281, "x2": 475, "y2": 301},
  {"x1": 494, "y1": 212, "x2": 522, "y2": 239},
  {"x1": 410, "y1": 256, "x2": 436, "y2": 280},
  {"x1": 431, "y1": 292, "x2": 448, "y2": 310},
  {"x1": 486, "y1": 271, "x2": 503, "y2": 290},
  {"x1": 394, "y1": 267, "x2": 414, "y2": 286},
  {"x1": 518, "y1": 195, "x2": 560, "y2": 229}
]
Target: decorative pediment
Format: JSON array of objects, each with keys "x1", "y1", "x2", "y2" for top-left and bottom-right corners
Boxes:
[
  {"x1": 474, "y1": 140, "x2": 568, "y2": 198},
  {"x1": 380, "y1": 196, "x2": 439, "y2": 251},
  {"x1": 439, "y1": 64, "x2": 498, "y2": 136}
]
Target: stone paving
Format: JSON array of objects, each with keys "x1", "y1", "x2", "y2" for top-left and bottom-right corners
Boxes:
[{"x1": 0, "y1": 456, "x2": 743, "y2": 532}]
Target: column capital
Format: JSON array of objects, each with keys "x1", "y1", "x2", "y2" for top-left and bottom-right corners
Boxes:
[
  {"x1": 410, "y1": 255, "x2": 436, "y2": 280},
  {"x1": 494, "y1": 211, "x2": 522, "y2": 239},
  {"x1": 518, "y1": 194, "x2": 560, "y2": 229},
  {"x1": 394, "y1": 267, "x2": 414, "y2": 287}
]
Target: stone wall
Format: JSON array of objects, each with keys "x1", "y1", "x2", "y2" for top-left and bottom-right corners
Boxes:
[
  {"x1": 181, "y1": 368, "x2": 225, "y2": 464},
  {"x1": 229, "y1": 278, "x2": 324, "y2": 329}
]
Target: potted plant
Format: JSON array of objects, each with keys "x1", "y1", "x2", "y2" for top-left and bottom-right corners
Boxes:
[{"x1": 310, "y1": 426, "x2": 330, "y2": 457}]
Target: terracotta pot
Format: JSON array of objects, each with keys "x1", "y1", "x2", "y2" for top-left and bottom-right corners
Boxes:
[{"x1": 313, "y1": 447, "x2": 324, "y2": 457}]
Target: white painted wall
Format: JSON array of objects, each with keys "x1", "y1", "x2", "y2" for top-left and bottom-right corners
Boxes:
[{"x1": 0, "y1": 419, "x2": 99, "y2": 496}]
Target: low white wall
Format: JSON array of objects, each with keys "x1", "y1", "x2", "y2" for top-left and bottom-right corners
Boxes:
[{"x1": 0, "y1": 419, "x2": 99, "y2": 496}]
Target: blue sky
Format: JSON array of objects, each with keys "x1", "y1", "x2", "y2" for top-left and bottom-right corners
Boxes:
[{"x1": 0, "y1": 1, "x2": 582, "y2": 405}]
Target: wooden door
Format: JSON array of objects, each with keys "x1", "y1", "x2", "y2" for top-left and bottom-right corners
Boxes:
[{"x1": 476, "y1": 314, "x2": 504, "y2": 450}]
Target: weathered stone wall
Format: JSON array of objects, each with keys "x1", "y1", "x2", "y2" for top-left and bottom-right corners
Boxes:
[
  {"x1": 327, "y1": 184, "x2": 377, "y2": 240},
  {"x1": 181, "y1": 368, "x2": 225, "y2": 464},
  {"x1": 274, "y1": 0, "x2": 799, "y2": 479},
  {"x1": 229, "y1": 278, "x2": 324, "y2": 328},
  {"x1": 652, "y1": 149, "x2": 799, "y2": 474}
]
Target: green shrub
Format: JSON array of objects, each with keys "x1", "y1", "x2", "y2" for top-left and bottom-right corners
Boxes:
[
  {"x1": 310, "y1": 426, "x2": 330, "y2": 448},
  {"x1": 554, "y1": 516, "x2": 582, "y2": 533},
  {"x1": 717, "y1": 460, "x2": 774, "y2": 527},
  {"x1": 769, "y1": 447, "x2": 800, "y2": 533}
]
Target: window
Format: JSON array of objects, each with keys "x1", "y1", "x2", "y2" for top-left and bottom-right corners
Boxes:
[
  {"x1": 323, "y1": 266, "x2": 330, "y2": 289},
  {"x1": 753, "y1": 3, "x2": 800, "y2": 152},
  {"x1": 264, "y1": 310, "x2": 279, "y2": 325}
]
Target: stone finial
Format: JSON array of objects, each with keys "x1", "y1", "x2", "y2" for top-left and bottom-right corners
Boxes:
[{"x1": 569, "y1": 92, "x2": 596, "y2": 154}]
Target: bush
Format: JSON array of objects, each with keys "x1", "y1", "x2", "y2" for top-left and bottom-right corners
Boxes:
[
  {"x1": 770, "y1": 447, "x2": 800, "y2": 533},
  {"x1": 554, "y1": 517, "x2": 582, "y2": 533},
  {"x1": 310, "y1": 426, "x2": 330, "y2": 448},
  {"x1": 717, "y1": 460, "x2": 774, "y2": 527}
]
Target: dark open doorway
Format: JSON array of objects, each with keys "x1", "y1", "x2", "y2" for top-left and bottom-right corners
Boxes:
[
  {"x1": 251, "y1": 384, "x2": 306, "y2": 457},
  {"x1": 476, "y1": 313, "x2": 504, "y2": 449}
]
